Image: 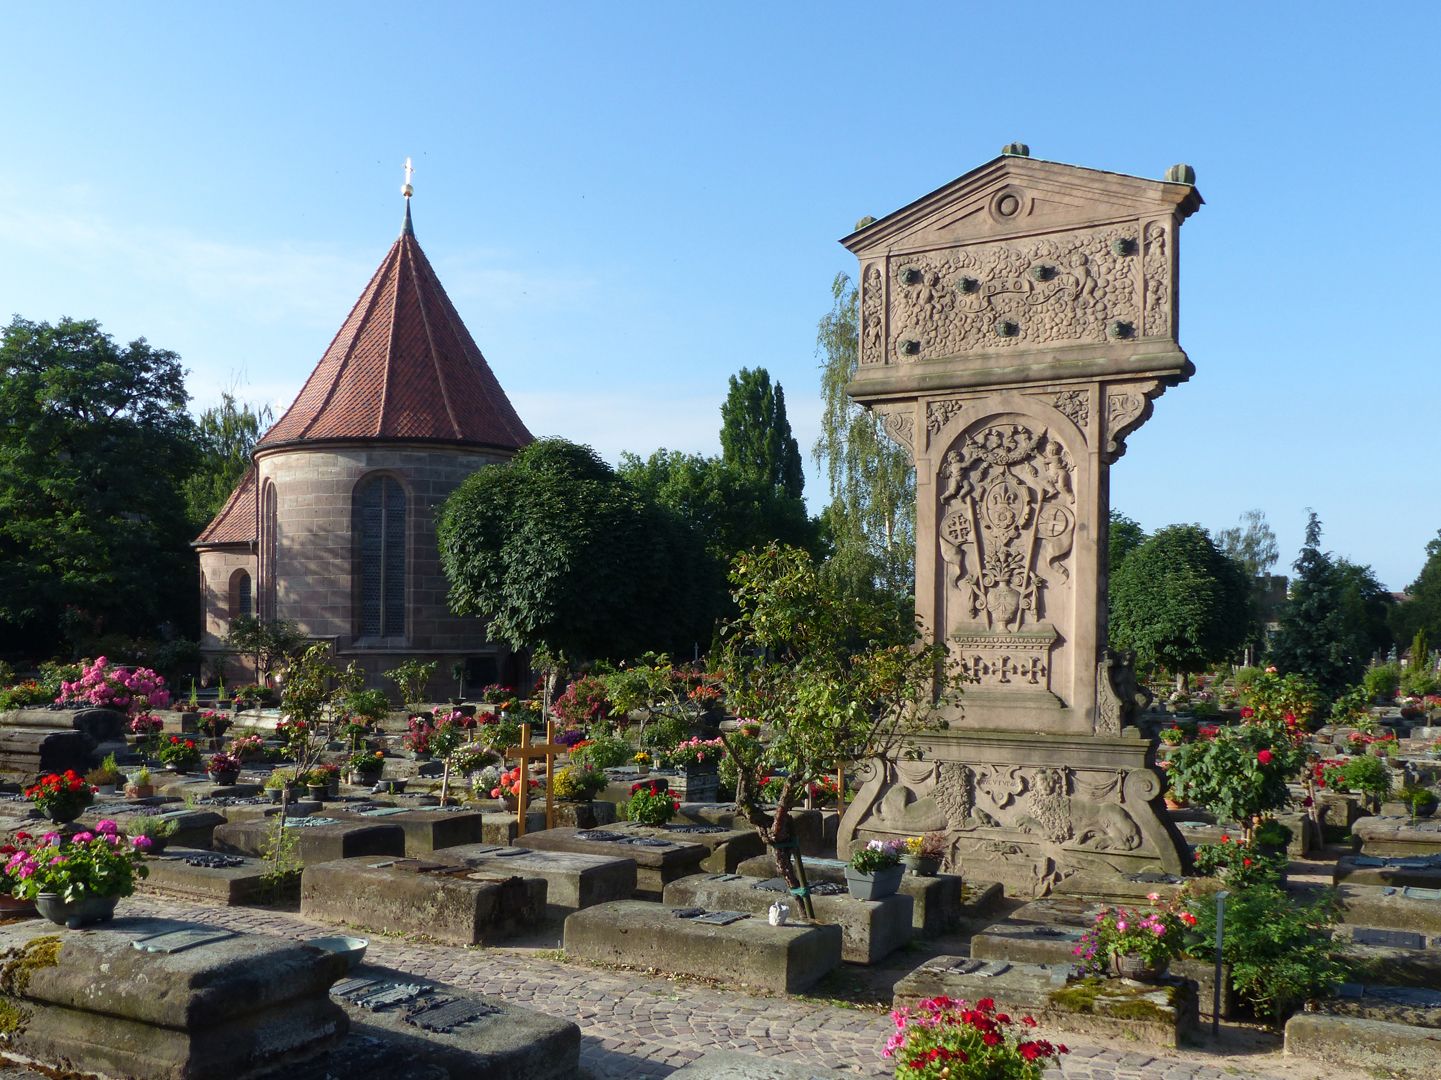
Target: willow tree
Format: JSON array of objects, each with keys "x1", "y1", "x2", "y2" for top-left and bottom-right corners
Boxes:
[{"x1": 813, "y1": 272, "x2": 914, "y2": 625}]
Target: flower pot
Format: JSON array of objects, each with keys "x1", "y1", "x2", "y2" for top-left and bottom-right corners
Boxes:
[
  {"x1": 326, "y1": 778, "x2": 341, "y2": 798},
  {"x1": 1413, "y1": 801, "x2": 1437, "y2": 819},
  {"x1": 35, "y1": 892, "x2": 120, "y2": 930},
  {"x1": 208, "y1": 771, "x2": 239, "y2": 786},
  {"x1": 844, "y1": 864, "x2": 903, "y2": 901},
  {"x1": 40, "y1": 803, "x2": 88, "y2": 825},
  {"x1": 266, "y1": 788, "x2": 283, "y2": 804},
  {"x1": 902, "y1": 854, "x2": 941, "y2": 877},
  {"x1": 306, "y1": 785, "x2": 327, "y2": 802},
  {"x1": 126, "y1": 784, "x2": 154, "y2": 800},
  {"x1": 500, "y1": 795, "x2": 519, "y2": 812},
  {"x1": 93, "y1": 783, "x2": 119, "y2": 797},
  {"x1": 1112, "y1": 953, "x2": 1169, "y2": 982}
]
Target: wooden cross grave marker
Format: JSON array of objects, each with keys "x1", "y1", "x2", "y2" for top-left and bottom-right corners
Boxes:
[{"x1": 504, "y1": 720, "x2": 564, "y2": 838}]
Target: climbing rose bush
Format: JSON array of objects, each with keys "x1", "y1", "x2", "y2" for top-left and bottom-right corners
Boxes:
[{"x1": 884, "y1": 995, "x2": 1067, "y2": 1079}]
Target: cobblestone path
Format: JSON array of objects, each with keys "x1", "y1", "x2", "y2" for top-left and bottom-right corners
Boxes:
[{"x1": 124, "y1": 895, "x2": 1318, "y2": 1079}]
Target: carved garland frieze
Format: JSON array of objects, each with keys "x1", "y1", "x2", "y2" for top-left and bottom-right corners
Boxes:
[
  {"x1": 1052, "y1": 389, "x2": 1089, "y2": 429},
  {"x1": 888, "y1": 224, "x2": 1139, "y2": 360},
  {"x1": 925, "y1": 398, "x2": 965, "y2": 438},
  {"x1": 937, "y1": 422, "x2": 1076, "y2": 633}
]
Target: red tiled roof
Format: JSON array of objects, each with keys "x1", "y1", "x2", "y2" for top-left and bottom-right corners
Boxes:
[
  {"x1": 256, "y1": 212, "x2": 532, "y2": 451},
  {"x1": 193, "y1": 466, "x2": 256, "y2": 546}
]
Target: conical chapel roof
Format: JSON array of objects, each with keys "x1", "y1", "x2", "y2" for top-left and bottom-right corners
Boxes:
[{"x1": 255, "y1": 206, "x2": 532, "y2": 452}]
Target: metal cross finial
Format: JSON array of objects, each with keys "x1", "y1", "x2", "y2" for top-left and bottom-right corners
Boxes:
[{"x1": 401, "y1": 157, "x2": 414, "y2": 198}]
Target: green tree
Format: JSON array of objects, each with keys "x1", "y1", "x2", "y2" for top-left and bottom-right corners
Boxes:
[
  {"x1": 813, "y1": 273, "x2": 914, "y2": 612},
  {"x1": 715, "y1": 544, "x2": 962, "y2": 912},
  {"x1": 182, "y1": 392, "x2": 272, "y2": 528},
  {"x1": 1390, "y1": 531, "x2": 1441, "y2": 652},
  {"x1": 1271, "y1": 512, "x2": 1366, "y2": 700},
  {"x1": 223, "y1": 616, "x2": 306, "y2": 683},
  {"x1": 1108, "y1": 511, "x2": 1147, "y2": 578},
  {"x1": 1215, "y1": 509, "x2": 1280, "y2": 578},
  {"x1": 719, "y1": 367, "x2": 804, "y2": 501},
  {"x1": 0, "y1": 316, "x2": 199, "y2": 655},
  {"x1": 1109, "y1": 524, "x2": 1250, "y2": 687},
  {"x1": 437, "y1": 439, "x2": 710, "y2": 668},
  {"x1": 1334, "y1": 559, "x2": 1395, "y2": 663}
]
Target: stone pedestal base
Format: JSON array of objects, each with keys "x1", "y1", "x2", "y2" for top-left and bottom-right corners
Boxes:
[{"x1": 838, "y1": 730, "x2": 1186, "y2": 898}]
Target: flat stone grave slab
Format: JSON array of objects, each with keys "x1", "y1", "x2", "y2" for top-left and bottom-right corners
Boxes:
[
  {"x1": 893, "y1": 956, "x2": 1196, "y2": 1049},
  {"x1": 301, "y1": 857, "x2": 546, "y2": 945},
  {"x1": 214, "y1": 816, "x2": 405, "y2": 863},
  {"x1": 0, "y1": 915, "x2": 347, "y2": 1079},
  {"x1": 669, "y1": 1051, "x2": 850, "y2": 1079},
  {"x1": 1337, "y1": 925, "x2": 1441, "y2": 987},
  {"x1": 1051, "y1": 867, "x2": 1188, "y2": 904},
  {"x1": 326, "y1": 962, "x2": 580, "y2": 1079},
  {"x1": 981, "y1": 898, "x2": 1233, "y2": 1018},
  {"x1": 157, "y1": 776, "x2": 265, "y2": 800},
  {"x1": 1354, "y1": 814, "x2": 1441, "y2": 857},
  {"x1": 113, "y1": 807, "x2": 228, "y2": 849},
  {"x1": 1285, "y1": 983, "x2": 1441, "y2": 1076},
  {"x1": 1333, "y1": 882, "x2": 1441, "y2": 934},
  {"x1": 607, "y1": 820, "x2": 763, "y2": 873},
  {"x1": 664, "y1": 872, "x2": 912, "y2": 965},
  {"x1": 521, "y1": 826, "x2": 709, "y2": 897},
  {"x1": 326, "y1": 805, "x2": 487, "y2": 853},
  {"x1": 564, "y1": 899, "x2": 841, "y2": 994},
  {"x1": 735, "y1": 852, "x2": 987, "y2": 934},
  {"x1": 1334, "y1": 852, "x2": 1441, "y2": 888},
  {"x1": 674, "y1": 805, "x2": 830, "y2": 856},
  {"x1": 141, "y1": 847, "x2": 292, "y2": 905},
  {"x1": 430, "y1": 843, "x2": 636, "y2": 917}
]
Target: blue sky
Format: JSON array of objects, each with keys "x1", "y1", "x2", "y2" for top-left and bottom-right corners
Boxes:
[{"x1": 2, "y1": 3, "x2": 1437, "y2": 589}]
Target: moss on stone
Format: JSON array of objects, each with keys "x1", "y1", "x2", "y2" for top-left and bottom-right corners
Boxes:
[
  {"x1": 0, "y1": 935, "x2": 62, "y2": 1037},
  {"x1": 1046, "y1": 975, "x2": 1175, "y2": 1023}
]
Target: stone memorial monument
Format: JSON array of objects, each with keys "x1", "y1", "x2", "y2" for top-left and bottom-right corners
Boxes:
[{"x1": 836, "y1": 146, "x2": 1201, "y2": 896}]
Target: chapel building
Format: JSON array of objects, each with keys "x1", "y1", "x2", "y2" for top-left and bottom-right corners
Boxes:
[{"x1": 192, "y1": 201, "x2": 532, "y2": 694}]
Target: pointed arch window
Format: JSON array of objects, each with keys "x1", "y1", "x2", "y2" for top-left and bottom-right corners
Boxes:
[
  {"x1": 355, "y1": 475, "x2": 407, "y2": 639},
  {"x1": 259, "y1": 481, "x2": 278, "y2": 619},
  {"x1": 230, "y1": 569, "x2": 253, "y2": 620}
]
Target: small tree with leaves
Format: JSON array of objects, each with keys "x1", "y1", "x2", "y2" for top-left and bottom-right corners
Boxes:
[
  {"x1": 715, "y1": 544, "x2": 964, "y2": 915},
  {"x1": 224, "y1": 616, "x2": 306, "y2": 684},
  {"x1": 385, "y1": 658, "x2": 437, "y2": 713}
]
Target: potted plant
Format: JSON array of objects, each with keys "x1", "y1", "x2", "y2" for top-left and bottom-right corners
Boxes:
[
  {"x1": 228, "y1": 733, "x2": 267, "y2": 763},
  {"x1": 552, "y1": 764, "x2": 609, "y2": 803},
  {"x1": 206, "y1": 751, "x2": 242, "y2": 786},
  {"x1": 316, "y1": 763, "x2": 342, "y2": 798},
  {"x1": 196, "y1": 709, "x2": 232, "y2": 745},
  {"x1": 24, "y1": 770, "x2": 95, "y2": 824},
  {"x1": 883, "y1": 994, "x2": 1068, "y2": 1078},
  {"x1": 9, "y1": 820, "x2": 150, "y2": 929},
  {"x1": 488, "y1": 767, "x2": 539, "y2": 810},
  {"x1": 128, "y1": 712, "x2": 164, "y2": 755},
  {"x1": 347, "y1": 749, "x2": 386, "y2": 786},
  {"x1": 85, "y1": 754, "x2": 124, "y2": 797},
  {"x1": 0, "y1": 832, "x2": 39, "y2": 915},
  {"x1": 1074, "y1": 896, "x2": 1193, "y2": 982},
  {"x1": 665, "y1": 737, "x2": 725, "y2": 776},
  {"x1": 845, "y1": 838, "x2": 906, "y2": 900},
  {"x1": 126, "y1": 814, "x2": 177, "y2": 853},
  {"x1": 1320, "y1": 755, "x2": 1392, "y2": 813},
  {"x1": 263, "y1": 770, "x2": 290, "y2": 804},
  {"x1": 125, "y1": 766, "x2": 154, "y2": 800},
  {"x1": 1399, "y1": 784, "x2": 1439, "y2": 819},
  {"x1": 156, "y1": 736, "x2": 201, "y2": 774},
  {"x1": 1192, "y1": 834, "x2": 1288, "y2": 889},
  {"x1": 901, "y1": 833, "x2": 946, "y2": 877},
  {"x1": 303, "y1": 767, "x2": 331, "y2": 801},
  {"x1": 626, "y1": 780, "x2": 679, "y2": 826},
  {"x1": 401, "y1": 715, "x2": 434, "y2": 760}
]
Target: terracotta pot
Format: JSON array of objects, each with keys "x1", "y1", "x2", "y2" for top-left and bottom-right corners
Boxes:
[{"x1": 126, "y1": 784, "x2": 154, "y2": 800}]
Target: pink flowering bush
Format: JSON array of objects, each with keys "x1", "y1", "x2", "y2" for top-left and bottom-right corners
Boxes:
[
  {"x1": 58, "y1": 657, "x2": 171, "y2": 714},
  {"x1": 7, "y1": 820, "x2": 150, "y2": 903},
  {"x1": 665, "y1": 737, "x2": 725, "y2": 769},
  {"x1": 1073, "y1": 895, "x2": 1193, "y2": 974},
  {"x1": 128, "y1": 713, "x2": 163, "y2": 736},
  {"x1": 884, "y1": 995, "x2": 1067, "y2": 1078}
]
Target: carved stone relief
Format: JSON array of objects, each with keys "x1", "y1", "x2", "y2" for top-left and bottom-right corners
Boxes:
[
  {"x1": 1103, "y1": 380, "x2": 1163, "y2": 460},
  {"x1": 925, "y1": 398, "x2": 965, "y2": 439},
  {"x1": 938, "y1": 421, "x2": 1076, "y2": 636},
  {"x1": 860, "y1": 264, "x2": 884, "y2": 366},
  {"x1": 879, "y1": 408, "x2": 915, "y2": 458},
  {"x1": 1142, "y1": 221, "x2": 1171, "y2": 338},
  {"x1": 888, "y1": 224, "x2": 1139, "y2": 360},
  {"x1": 844, "y1": 755, "x2": 1158, "y2": 894},
  {"x1": 1052, "y1": 389, "x2": 1089, "y2": 430}
]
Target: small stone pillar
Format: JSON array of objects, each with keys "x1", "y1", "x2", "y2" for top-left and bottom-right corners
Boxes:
[{"x1": 837, "y1": 150, "x2": 1202, "y2": 896}]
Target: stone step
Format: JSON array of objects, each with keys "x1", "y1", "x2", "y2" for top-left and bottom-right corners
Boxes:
[
  {"x1": 563, "y1": 899, "x2": 841, "y2": 994},
  {"x1": 663, "y1": 872, "x2": 912, "y2": 965},
  {"x1": 893, "y1": 955, "x2": 1196, "y2": 1049},
  {"x1": 1333, "y1": 852, "x2": 1441, "y2": 889}
]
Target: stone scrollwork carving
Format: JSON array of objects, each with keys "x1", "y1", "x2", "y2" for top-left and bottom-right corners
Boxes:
[
  {"x1": 860, "y1": 264, "x2": 885, "y2": 365},
  {"x1": 888, "y1": 224, "x2": 1139, "y2": 360},
  {"x1": 937, "y1": 422, "x2": 1076, "y2": 636},
  {"x1": 1103, "y1": 381, "x2": 1162, "y2": 461},
  {"x1": 876, "y1": 407, "x2": 915, "y2": 460}
]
